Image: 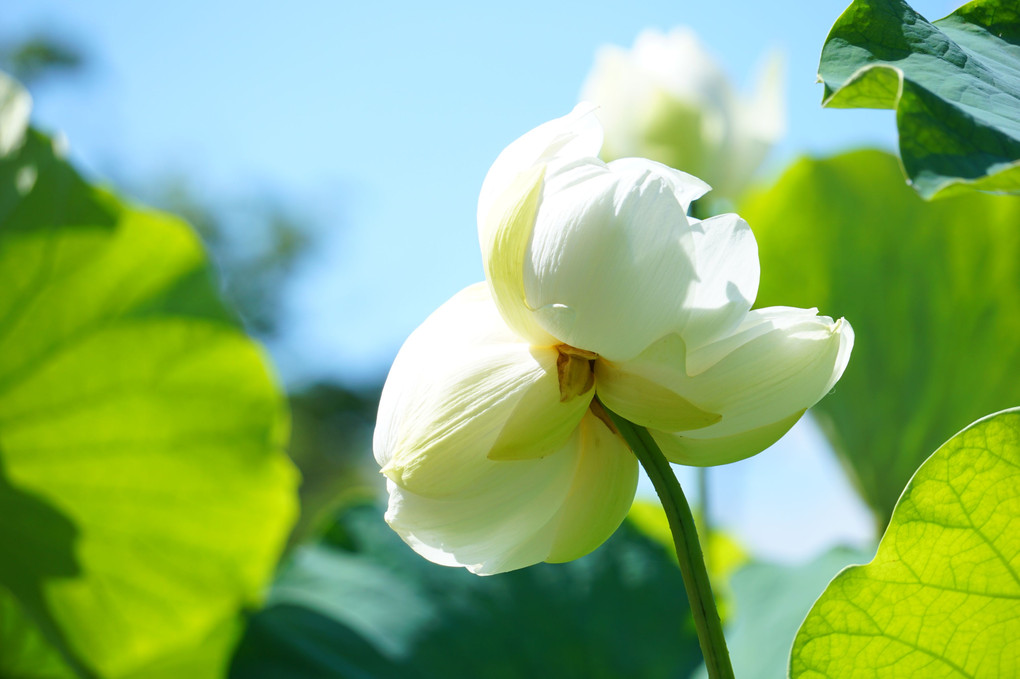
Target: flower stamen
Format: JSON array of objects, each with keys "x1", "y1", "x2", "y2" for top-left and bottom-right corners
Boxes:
[{"x1": 555, "y1": 344, "x2": 597, "y2": 402}]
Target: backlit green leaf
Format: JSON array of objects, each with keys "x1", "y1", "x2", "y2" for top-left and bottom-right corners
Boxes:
[
  {"x1": 0, "y1": 76, "x2": 298, "y2": 677},
  {"x1": 790, "y1": 408, "x2": 1020, "y2": 677},
  {"x1": 743, "y1": 149, "x2": 1020, "y2": 527},
  {"x1": 0, "y1": 589, "x2": 74, "y2": 679},
  {"x1": 818, "y1": 0, "x2": 1020, "y2": 198}
]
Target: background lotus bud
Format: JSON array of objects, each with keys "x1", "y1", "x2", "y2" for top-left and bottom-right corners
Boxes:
[{"x1": 581, "y1": 27, "x2": 785, "y2": 208}]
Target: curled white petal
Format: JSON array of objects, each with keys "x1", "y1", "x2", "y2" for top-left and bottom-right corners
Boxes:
[
  {"x1": 602, "y1": 307, "x2": 854, "y2": 466},
  {"x1": 595, "y1": 345, "x2": 721, "y2": 433},
  {"x1": 679, "y1": 212, "x2": 760, "y2": 352},
  {"x1": 542, "y1": 411, "x2": 640, "y2": 563},
  {"x1": 650, "y1": 410, "x2": 805, "y2": 468},
  {"x1": 477, "y1": 102, "x2": 602, "y2": 251},
  {"x1": 481, "y1": 162, "x2": 560, "y2": 346},
  {"x1": 384, "y1": 411, "x2": 638, "y2": 575},
  {"x1": 524, "y1": 157, "x2": 705, "y2": 361},
  {"x1": 685, "y1": 308, "x2": 853, "y2": 431},
  {"x1": 374, "y1": 283, "x2": 590, "y2": 498},
  {"x1": 478, "y1": 107, "x2": 719, "y2": 361}
]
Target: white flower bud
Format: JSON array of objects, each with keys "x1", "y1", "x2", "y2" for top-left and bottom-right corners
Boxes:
[{"x1": 581, "y1": 28, "x2": 785, "y2": 205}]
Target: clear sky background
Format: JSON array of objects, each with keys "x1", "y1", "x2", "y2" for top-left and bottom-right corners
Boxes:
[{"x1": 4, "y1": 0, "x2": 959, "y2": 561}]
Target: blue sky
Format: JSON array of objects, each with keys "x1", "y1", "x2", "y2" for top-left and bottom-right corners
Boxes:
[
  {"x1": 4, "y1": 0, "x2": 958, "y2": 560},
  {"x1": 7, "y1": 0, "x2": 954, "y2": 384}
]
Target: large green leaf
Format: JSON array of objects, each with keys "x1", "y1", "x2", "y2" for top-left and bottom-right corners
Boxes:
[
  {"x1": 0, "y1": 590, "x2": 243, "y2": 679},
  {"x1": 818, "y1": 0, "x2": 1020, "y2": 198},
  {"x1": 742, "y1": 149, "x2": 1020, "y2": 527},
  {"x1": 790, "y1": 408, "x2": 1020, "y2": 677},
  {"x1": 231, "y1": 504, "x2": 702, "y2": 679},
  {"x1": 0, "y1": 76, "x2": 298, "y2": 676},
  {"x1": 0, "y1": 589, "x2": 74, "y2": 679}
]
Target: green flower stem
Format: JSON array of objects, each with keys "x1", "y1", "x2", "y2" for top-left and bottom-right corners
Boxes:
[
  {"x1": 697, "y1": 466, "x2": 710, "y2": 562},
  {"x1": 604, "y1": 405, "x2": 734, "y2": 679}
]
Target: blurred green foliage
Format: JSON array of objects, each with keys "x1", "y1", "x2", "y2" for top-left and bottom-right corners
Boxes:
[
  {"x1": 232, "y1": 503, "x2": 703, "y2": 679},
  {"x1": 0, "y1": 34, "x2": 84, "y2": 87},
  {"x1": 285, "y1": 382, "x2": 382, "y2": 542},
  {"x1": 792, "y1": 408, "x2": 1020, "y2": 677},
  {"x1": 143, "y1": 180, "x2": 314, "y2": 340},
  {"x1": 744, "y1": 149, "x2": 1020, "y2": 528}
]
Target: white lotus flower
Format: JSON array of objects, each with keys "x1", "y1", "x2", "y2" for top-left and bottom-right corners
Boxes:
[
  {"x1": 374, "y1": 105, "x2": 851, "y2": 575},
  {"x1": 580, "y1": 27, "x2": 784, "y2": 205}
]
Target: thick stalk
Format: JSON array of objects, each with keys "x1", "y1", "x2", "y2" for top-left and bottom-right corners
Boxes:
[
  {"x1": 697, "y1": 466, "x2": 710, "y2": 564},
  {"x1": 604, "y1": 405, "x2": 734, "y2": 679}
]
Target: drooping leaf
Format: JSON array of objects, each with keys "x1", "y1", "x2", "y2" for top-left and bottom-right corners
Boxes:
[
  {"x1": 790, "y1": 408, "x2": 1020, "y2": 677},
  {"x1": 743, "y1": 149, "x2": 1020, "y2": 527},
  {"x1": 230, "y1": 504, "x2": 702, "y2": 679},
  {"x1": 0, "y1": 75, "x2": 298, "y2": 677},
  {"x1": 818, "y1": 0, "x2": 1020, "y2": 198}
]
